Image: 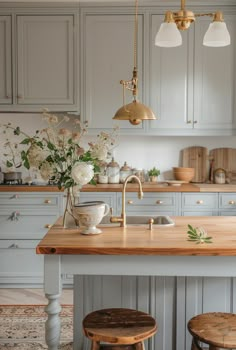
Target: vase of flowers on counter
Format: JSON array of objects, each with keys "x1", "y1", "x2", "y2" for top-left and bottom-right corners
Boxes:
[{"x1": 0, "y1": 109, "x2": 119, "y2": 227}]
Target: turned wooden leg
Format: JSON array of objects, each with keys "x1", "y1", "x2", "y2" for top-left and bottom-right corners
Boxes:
[
  {"x1": 91, "y1": 341, "x2": 100, "y2": 350},
  {"x1": 191, "y1": 337, "x2": 203, "y2": 350},
  {"x1": 45, "y1": 293, "x2": 62, "y2": 350},
  {"x1": 134, "y1": 341, "x2": 145, "y2": 350}
]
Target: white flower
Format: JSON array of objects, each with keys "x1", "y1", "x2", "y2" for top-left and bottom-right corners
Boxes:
[
  {"x1": 90, "y1": 144, "x2": 108, "y2": 161},
  {"x1": 27, "y1": 144, "x2": 46, "y2": 168},
  {"x1": 71, "y1": 162, "x2": 94, "y2": 186}
]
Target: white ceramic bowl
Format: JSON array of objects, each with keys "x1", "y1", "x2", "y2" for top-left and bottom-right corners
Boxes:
[{"x1": 73, "y1": 201, "x2": 110, "y2": 235}]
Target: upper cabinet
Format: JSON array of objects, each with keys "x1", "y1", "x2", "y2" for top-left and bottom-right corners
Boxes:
[
  {"x1": 81, "y1": 11, "x2": 146, "y2": 133},
  {"x1": 149, "y1": 14, "x2": 194, "y2": 135},
  {"x1": 148, "y1": 12, "x2": 236, "y2": 136},
  {"x1": 193, "y1": 15, "x2": 236, "y2": 133},
  {"x1": 0, "y1": 16, "x2": 12, "y2": 105},
  {"x1": 0, "y1": 12, "x2": 78, "y2": 112}
]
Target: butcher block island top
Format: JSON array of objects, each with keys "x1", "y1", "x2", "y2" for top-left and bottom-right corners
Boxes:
[{"x1": 36, "y1": 216, "x2": 236, "y2": 256}]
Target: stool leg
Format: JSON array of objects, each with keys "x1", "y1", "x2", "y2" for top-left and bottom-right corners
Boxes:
[
  {"x1": 191, "y1": 337, "x2": 203, "y2": 350},
  {"x1": 91, "y1": 341, "x2": 100, "y2": 350},
  {"x1": 134, "y1": 341, "x2": 145, "y2": 350}
]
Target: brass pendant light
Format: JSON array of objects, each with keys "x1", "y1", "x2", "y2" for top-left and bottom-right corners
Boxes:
[{"x1": 113, "y1": 0, "x2": 156, "y2": 126}]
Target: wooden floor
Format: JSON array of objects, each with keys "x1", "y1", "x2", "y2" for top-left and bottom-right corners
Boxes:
[{"x1": 0, "y1": 288, "x2": 73, "y2": 305}]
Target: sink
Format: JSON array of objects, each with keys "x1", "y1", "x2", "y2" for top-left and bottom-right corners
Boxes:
[{"x1": 100, "y1": 215, "x2": 175, "y2": 227}]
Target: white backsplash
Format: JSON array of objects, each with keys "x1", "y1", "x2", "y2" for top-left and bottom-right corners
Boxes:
[{"x1": 0, "y1": 113, "x2": 236, "y2": 181}]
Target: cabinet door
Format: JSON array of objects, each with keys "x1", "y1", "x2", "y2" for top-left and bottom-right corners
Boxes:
[
  {"x1": 17, "y1": 15, "x2": 76, "y2": 109},
  {"x1": 0, "y1": 16, "x2": 12, "y2": 104},
  {"x1": 149, "y1": 15, "x2": 194, "y2": 134},
  {"x1": 193, "y1": 15, "x2": 236, "y2": 132},
  {"x1": 82, "y1": 13, "x2": 145, "y2": 133}
]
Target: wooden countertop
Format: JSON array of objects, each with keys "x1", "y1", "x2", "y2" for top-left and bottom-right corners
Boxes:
[
  {"x1": 36, "y1": 216, "x2": 236, "y2": 256},
  {"x1": 0, "y1": 185, "x2": 62, "y2": 192},
  {"x1": 2, "y1": 183, "x2": 236, "y2": 193}
]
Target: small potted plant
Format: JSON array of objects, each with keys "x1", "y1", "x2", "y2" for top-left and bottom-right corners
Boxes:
[{"x1": 148, "y1": 167, "x2": 160, "y2": 182}]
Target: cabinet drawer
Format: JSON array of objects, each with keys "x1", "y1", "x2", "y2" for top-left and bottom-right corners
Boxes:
[
  {"x1": 0, "y1": 239, "x2": 43, "y2": 284},
  {"x1": 0, "y1": 192, "x2": 61, "y2": 208},
  {"x1": 182, "y1": 193, "x2": 218, "y2": 209},
  {"x1": 118, "y1": 193, "x2": 177, "y2": 214},
  {"x1": 219, "y1": 194, "x2": 236, "y2": 210},
  {"x1": 0, "y1": 210, "x2": 58, "y2": 239}
]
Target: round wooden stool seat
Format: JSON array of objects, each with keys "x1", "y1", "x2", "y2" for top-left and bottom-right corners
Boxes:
[
  {"x1": 83, "y1": 308, "x2": 157, "y2": 350},
  {"x1": 188, "y1": 312, "x2": 236, "y2": 350}
]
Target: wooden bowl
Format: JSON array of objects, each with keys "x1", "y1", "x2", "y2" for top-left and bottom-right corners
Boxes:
[{"x1": 173, "y1": 167, "x2": 195, "y2": 182}]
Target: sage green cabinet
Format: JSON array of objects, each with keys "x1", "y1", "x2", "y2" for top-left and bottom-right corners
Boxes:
[
  {"x1": 181, "y1": 193, "x2": 218, "y2": 216},
  {"x1": 117, "y1": 192, "x2": 180, "y2": 216},
  {"x1": 0, "y1": 13, "x2": 78, "y2": 112},
  {"x1": 148, "y1": 13, "x2": 236, "y2": 136},
  {"x1": 81, "y1": 12, "x2": 145, "y2": 134},
  {"x1": 193, "y1": 15, "x2": 236, "y2": 133},
  {"x1": 149, "y1": 15, "x2": 194, "y2": 134},
  {"x1": 0, "y1": 191, "x2": 64, "y2": 287},
  {"x1": 0, "y1": 16, "x2": 12, "y2": 104}
]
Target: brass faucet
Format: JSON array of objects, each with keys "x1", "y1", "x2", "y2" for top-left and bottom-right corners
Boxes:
[{"x1": 110, "y1": 174, "x2": 143, "y2": 227}]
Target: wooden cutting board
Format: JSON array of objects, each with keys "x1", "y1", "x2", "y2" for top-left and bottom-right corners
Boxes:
[
  {"x1": 181, "y1": 146, "x2": 208, "y2": 183},
  {"x1": 209, "y1": 148, "x2": 236, "y2": 183}
]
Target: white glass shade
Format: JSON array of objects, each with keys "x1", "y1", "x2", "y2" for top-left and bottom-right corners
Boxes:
[
  {"x1": 155, "y1": 22, "x2": 182, "y2": 47},
  {"x1": 203, "y1": 22, "x2": 231, "y2": 47}
]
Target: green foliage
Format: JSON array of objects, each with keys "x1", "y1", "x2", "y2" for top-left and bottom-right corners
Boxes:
[
  {"x1": 148, "y1": 167, "x2": 160, "y2": 177},
  {"x1": 187, "y1": 224, "x2": 213, "y2": 244}
]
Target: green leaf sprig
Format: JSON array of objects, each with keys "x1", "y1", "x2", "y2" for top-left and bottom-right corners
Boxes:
[{"x1": 187, "y1": 224, "x2": 213, "y2": 244}]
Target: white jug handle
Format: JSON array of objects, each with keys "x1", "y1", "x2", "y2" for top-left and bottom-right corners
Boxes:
[{"x1": 103, "y1": 203, "x2": 110, "y2": 217}]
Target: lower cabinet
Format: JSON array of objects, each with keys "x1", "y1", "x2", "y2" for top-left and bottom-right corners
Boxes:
[
  {"x1": 0, "y1": 191, "x2": 64, "y2": 287},
  {"x1": 117, "y1": 192, "x2": 180, "y2": 216},
  {"x1": 0, "y1": 240, "x2": 44, "y2": 286},
  {"x1": 181, "y1": 193, "x2": 218, "y2": 216},
  {"x1": 1, "y1": 190, "x2": 236, "y2": 288}
]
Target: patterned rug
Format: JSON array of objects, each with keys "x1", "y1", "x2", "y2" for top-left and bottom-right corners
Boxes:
[{"x1": 0, "y1": 305, "x2": 73, "y2": 349}]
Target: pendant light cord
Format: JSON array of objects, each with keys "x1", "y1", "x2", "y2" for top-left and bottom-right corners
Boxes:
[{"x1": 134, "y1": 0, "x2": 138, "y2": 69}]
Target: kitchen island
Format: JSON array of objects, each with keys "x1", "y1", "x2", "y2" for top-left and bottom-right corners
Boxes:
[{"x1": 37, "y1": 216, "x2": 236, "y2": 350}]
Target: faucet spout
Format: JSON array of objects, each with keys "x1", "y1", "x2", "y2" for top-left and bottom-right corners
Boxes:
[
  {"x1": 110, "y1": 174, "x2": 143, "y2": 227},
  {"x1": 122, "y1": 175, "x2": 143, "y2": 227}
]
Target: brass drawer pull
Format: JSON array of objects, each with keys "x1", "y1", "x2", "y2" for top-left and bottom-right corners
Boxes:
[
  {"x1": 156, "y1": 200, "x2": 163, "y2": 204},
  {"x1": 228, "y1": 200, "x2": 235, "y2": 205},
  {"x1": 127, "y1": 200, "x2": 133, "y2": 204},
  {"x1": 45, "y1": 224, "x2": 52, "y2": 229},
  {"x1": 44, "y1": 199, "x2": 52, "y2": 204},
  {"x1": 196, "y1": 200, "x2": 203, "y2": 204}
]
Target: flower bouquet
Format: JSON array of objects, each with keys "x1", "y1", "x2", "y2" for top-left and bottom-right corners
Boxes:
[{"x1": 1, "y1": 109, "x2": 119, "y2": 226}]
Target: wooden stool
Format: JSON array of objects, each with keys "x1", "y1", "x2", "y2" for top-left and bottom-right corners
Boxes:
[
  {"x1": 83, "y1": 308, "x2": 157, "y2": 350},
  {"x1": 188, "y1": 312, "x2": 236, "y2": 350}
]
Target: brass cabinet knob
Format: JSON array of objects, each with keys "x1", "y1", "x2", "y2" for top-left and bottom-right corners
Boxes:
[
  {"x1": 44, "y1": 199, "x2": 52, "y2": 204},
  {"x1": 156, "y1": 200, "x2": 163, "y2": 204},
  {"x1": 193, "y1": 120, "x2": 198, "y2": 124},
  {"x1": 229, "y1": 200, "x2": 235, "y2": 205},
  {"x1": 127, "y1": 200, "x2": 133, "y2": 204},
  {"x1": 196, "y1": 200, "x2": 203, "y2": 204},
  {"x1": 45, "y1": 224, "x2": 52, "y2": 229},
  {"x1": 187, "y1": 120, "x2": 192, "y2": 124}
]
